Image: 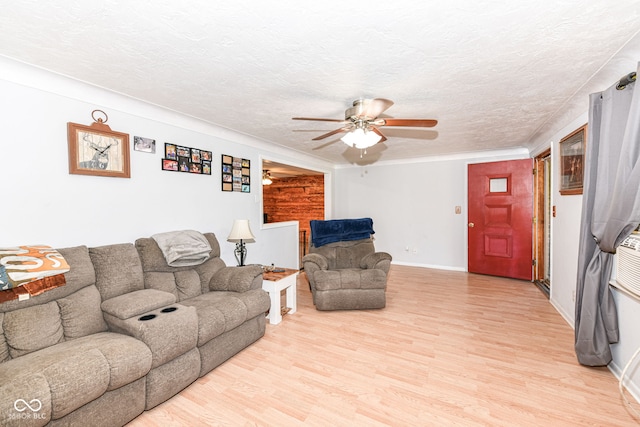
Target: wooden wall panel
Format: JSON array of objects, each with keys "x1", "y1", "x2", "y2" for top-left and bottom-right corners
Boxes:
[{"x1": 263, "y1": 175, "x2": 324, "y2": 252}]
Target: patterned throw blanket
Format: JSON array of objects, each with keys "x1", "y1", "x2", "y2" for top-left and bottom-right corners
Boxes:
[{"x1": 0, "y1": 246, "x2": 70, "y2": 303}]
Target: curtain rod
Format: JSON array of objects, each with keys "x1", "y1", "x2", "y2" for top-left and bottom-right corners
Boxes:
[{"x1": 616, "y1": 71, "x2": 637, "y2": 90}]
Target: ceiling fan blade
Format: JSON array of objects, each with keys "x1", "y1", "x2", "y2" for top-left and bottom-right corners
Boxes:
[
  {"x1": 381, "y1": 118, "x2": 438, "y2": 127},
  {"x1": 371, "y1": 126, "x2": 387, "y2": 143},
  {"x1": 312, "y1": 140, "x2": 340, "y2": 150},
  {"x1": 292, "y1": 117, "x2": 345, "y2": 123},
  {"x1": 362, "y1": 98, "x2": 394, "y2": 119},
  {"x1": 312, "y1": 127, "x2": 350, "y2": 141}
]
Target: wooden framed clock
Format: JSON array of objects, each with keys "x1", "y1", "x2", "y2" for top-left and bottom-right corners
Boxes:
[{"x1": 67, "y1": 110, "x2": 131, "y2": 178}]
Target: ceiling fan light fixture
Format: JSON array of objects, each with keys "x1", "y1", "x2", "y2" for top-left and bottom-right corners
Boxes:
[
  {"x1": 262, "y1": 170, "x2": 273, "y2": 185},
  {"x1": 340, "y1": 127, "x2": 382, "y2": 149}
]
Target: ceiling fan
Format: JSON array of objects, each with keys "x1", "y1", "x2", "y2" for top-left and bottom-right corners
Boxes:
[{"x1": 292, "y1": 98, "x2": 437, "y2": 150}]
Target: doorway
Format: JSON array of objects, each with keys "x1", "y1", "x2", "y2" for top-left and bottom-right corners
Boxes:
[
  {"x1": 261, "y1": 158, "x2": 328, "y2": 266},
  {"x1": 467, "y1": 158, "x2": 534, "y2": 280},
  {"x1": 533, "y1": 149, "x2": 552, "y2": 297}
]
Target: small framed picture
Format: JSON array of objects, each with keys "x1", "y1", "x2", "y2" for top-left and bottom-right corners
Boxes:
[
  {"x1": 165, "y1": 143, "x2": 177, "y2": 160},
  {"x1": 133, "y1": 136, "x2": 156, "y2": 153},
  {"x1": 191, "y1": 148, "x2": 201, "y2": 163},
  {"x1": 68, "y1": 119, "x2": 130, "y2": 178},
  {"x1": 189, "y1": 163, "x2": 202, "y2": 174},
  {"x1": 178, "y1": 157, "x2": 190, "y2": 172},
  {"x1": 202, "y1": 161, "x2": 211, "y2": 175},
  {"x1": 559, "y1": 124, "x2": 587, "y2": 195},
  {"x1": 176, "y1": 146, "x2": 190, "y2": 157},
  {"x1": 162, "y1": 159, "x2": 178, "y2": 171}
]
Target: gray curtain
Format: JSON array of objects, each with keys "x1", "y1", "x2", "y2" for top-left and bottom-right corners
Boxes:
[{"x1": 575, "y1": 65, "x2": 640, "y2": 366}]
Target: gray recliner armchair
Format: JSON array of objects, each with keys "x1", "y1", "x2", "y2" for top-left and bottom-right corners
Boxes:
[{"x1": 302, "y1": 219, "x2": 392, "y2": 310}]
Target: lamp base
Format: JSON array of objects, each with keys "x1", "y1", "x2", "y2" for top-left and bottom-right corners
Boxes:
[{"x1": 234, "y1": 241, "x2": 247, "y2": 266}]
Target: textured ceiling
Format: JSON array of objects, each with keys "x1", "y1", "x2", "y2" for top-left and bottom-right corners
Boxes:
[{"x1": 1, "y1": 1, "x2": 640, "y2": 165}]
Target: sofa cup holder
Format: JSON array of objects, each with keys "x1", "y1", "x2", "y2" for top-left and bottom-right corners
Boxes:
[{"x1": 138, "y1": 306, "x2": 178, "y2": 321}]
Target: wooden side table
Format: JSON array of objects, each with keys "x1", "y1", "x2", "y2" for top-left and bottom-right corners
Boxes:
[{"x1": 262, "y1": 268, "x2": 298, "y2": 325}]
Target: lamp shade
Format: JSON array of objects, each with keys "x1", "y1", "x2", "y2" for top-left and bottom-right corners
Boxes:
[
  {"x1": 341, "y1": 127, "x2": 382, "y2": 149},
  {"x1": 227, "y1": 219, "x2": 255, "y2": 243}
]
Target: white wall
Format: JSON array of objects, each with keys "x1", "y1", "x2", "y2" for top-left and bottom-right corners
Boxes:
[
  {"x1": 542, "y1": 113, "x2": 589, "y2": 325},
  {"x1": 334, "y1": 149, "x2": 528, "y2": 270},
  {"x1": 0, "y1": 57, "x2": 332, "y2": 269}
]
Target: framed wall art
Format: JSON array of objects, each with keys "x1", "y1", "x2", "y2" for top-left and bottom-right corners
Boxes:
[
  {"x1": 559, "y1": 124, "x2": 587, "y2": 195},
  {"x1": 222, "y1": 154, "x2": 250, "y2": 192},
  {"x1": 161, "y1": 142, "x2": 212, "y2": 175},
  {"x1": 133, "y1": 136, "x2": 156, "y2": 153},
  {"x1": 67, "y1": 110, "x2": 130, "y2": 178}
]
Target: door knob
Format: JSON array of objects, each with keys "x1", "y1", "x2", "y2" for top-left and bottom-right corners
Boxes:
[{"x1": 468, "y1": 222, "x2": 475, "y2": 228}]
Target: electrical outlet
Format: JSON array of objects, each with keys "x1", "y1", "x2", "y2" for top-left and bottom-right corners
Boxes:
[{"x1": 412, "y1": 248, "x2": 418, "y2": 254}]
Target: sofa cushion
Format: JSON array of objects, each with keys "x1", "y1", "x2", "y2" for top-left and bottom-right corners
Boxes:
[
  {"x1": 0, "y1": 313, "x2": 7, "y2": 363},
  {"x1": 180, "y1": 289, "x2": 270, "y2": 346},
  {"x1": 57, "y1": 285, "x2": 108, "y2": 339},
  {"x1": 0, "y1": 332, "x2": 151, "y2": 422},
  {"x1": 310, "y1": 238, "x2": 376, "y2": 269},
  {"x1": 0, "y1": 246, "x2": 95, "y2": 314},
  {"x1": 312, "y1": 268, "x2": 388, "y2": 291},
  {"x1": 174, "y1": 270, "x2": 203, "y2": 300},
  {"x1": 3, "y1": 301, "x2": 64, "y2": 358},
  {"x1": 209, "y1": 266, "x2": 263, "y2": 292},
  {"x1": 136, "y1": 234, "x2": 227, "y2": 297},
  {"x1": 89, "y1": 244, "x2": 145, "y2": 300}
]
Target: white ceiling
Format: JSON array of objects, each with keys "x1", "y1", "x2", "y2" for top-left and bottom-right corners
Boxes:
[{"x1": 2, "y1": 1, "x2": 640, "y2": 165}]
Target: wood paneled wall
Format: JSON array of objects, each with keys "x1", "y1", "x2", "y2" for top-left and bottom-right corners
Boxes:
[{"x1": 263, "y1": 175, "x2": 324, "y2": 246}]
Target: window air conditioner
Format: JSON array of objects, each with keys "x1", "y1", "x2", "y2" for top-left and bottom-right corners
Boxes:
[{"x1": 615, "y1": 233, "x2": 640, "y2": 299}]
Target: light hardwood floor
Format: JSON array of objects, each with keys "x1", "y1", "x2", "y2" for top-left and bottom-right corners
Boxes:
[{"x1": 127, "y1": 265, "x2": 639, "y2": 426}]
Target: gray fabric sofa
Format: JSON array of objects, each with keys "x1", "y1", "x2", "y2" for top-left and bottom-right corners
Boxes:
[
  {"x1": 0, "y1": 232, "x2": 270, "y2": 426},
  {"x1": 302, "y1": 238, "x2": 392, "y2": 310}
]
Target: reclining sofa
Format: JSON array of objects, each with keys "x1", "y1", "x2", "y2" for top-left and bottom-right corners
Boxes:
[{"x1": 0, "y1": 231, "x2": 270, "y2": 427}]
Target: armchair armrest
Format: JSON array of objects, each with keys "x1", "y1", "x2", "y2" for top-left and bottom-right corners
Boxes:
[
  {"x1": 361, "y1": 252, "x2": 392, "y2": 272},
  {"x1": 101, "y1": 289, "x2": 176, "y2": 320},
  {"x1": 302, "y1": 253, "x2": 329, "y2": 270},
  {"x1": 209, "y1": 265, "x2": 263, "y2": 292}
]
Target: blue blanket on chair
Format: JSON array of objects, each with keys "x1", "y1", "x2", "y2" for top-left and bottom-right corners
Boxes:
[{"x1": 310, "y1": 218, "x2": 375, "y2": 247}]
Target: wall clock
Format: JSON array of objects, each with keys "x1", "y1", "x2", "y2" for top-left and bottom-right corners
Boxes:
[{"x1": 67, "y1": 110, "x2": 130, "y2": 178}]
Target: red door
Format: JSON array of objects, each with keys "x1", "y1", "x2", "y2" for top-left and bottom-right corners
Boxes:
[{"x1": 468, "y1": 159, "x2": 533, "y2": 280}]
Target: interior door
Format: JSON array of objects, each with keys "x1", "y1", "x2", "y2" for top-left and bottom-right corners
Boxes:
[{"x1": 468, "y1": 159, "x2": 533, "y2": 280}]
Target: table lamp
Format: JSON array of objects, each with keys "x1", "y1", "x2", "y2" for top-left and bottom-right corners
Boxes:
[{"x1": 227, "y1": 219, "x2": 255, "y2": 266}]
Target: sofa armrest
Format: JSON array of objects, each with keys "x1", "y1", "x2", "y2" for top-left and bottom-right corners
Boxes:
[
  {"x1": 302, "y1": 253, "x2": 328, "y2": 270},
  {"x1": 361, "y1": 252, "x2": 392, "y2": 272},
  {"x1": 101, "y1": 289, "x2": 176, "y2": 320},
  {"x1": 209, "y1": 265, "x2": 263, "y2": 292}
]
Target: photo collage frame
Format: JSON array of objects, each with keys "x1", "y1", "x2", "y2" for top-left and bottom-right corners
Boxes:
[
  {"x1": 221, "y1": 154, "x2": 250, "y2": 192},
  {"x1": 162, "y1": 143, "x2": 212, "y2": 175}
]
